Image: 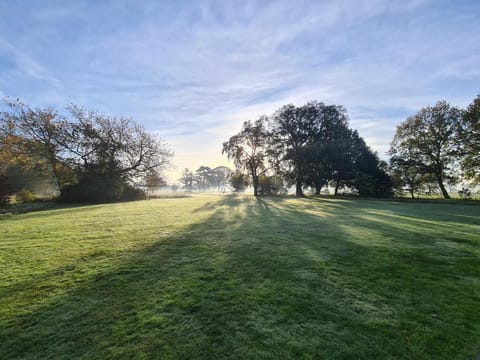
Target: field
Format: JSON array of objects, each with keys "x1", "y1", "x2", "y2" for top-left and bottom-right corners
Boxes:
[{"x1": 0, "y1": 195, "x2": 479, "y2": 359}]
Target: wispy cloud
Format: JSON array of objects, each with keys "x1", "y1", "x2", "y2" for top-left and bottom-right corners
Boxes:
[{"x1": 0, "y1": 0, "x2": 479, "y2": 181}]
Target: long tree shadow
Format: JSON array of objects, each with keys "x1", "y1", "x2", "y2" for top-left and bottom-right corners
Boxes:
[{"x1": 1, "y1": 196, "x2": 479, "y2": 359}]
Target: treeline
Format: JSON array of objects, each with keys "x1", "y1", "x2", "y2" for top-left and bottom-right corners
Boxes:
[
  {"x1": 223, "y1": 101, "x2": 392, "y2": 197},
  {"x1": 389, "y1": 96, "x2": 479, "y2": 199},
  {"x1": 0, "y1": 99, "x2": 171, "y2": 204},
  {"x1": 223, "y1": 96, "x2": 479, "y2": 199},
  {"x1": 178, "y1": 166, "x2": 233, "y2": 192}
]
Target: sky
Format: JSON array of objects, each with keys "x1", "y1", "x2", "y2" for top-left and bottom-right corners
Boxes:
[{"x1": 0, "y1": 0, "x2": 479, "y2": 183}]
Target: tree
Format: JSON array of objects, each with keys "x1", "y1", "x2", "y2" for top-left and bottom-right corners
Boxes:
[
  {"x1": 301, "y1": 104, "x2": 351, "y2": 195},
  {"x1": 230, "y1": 171, "x2": 249, "y2": 192},
  {"x1": 179, "y1": 168, "x2": 195, "y2": 192},
  {"x1": 351, "y1": 138, "x2": 393, "y2": 198},
  {"x1": 390, "y1": 101, "x2": 461, "y2": 199},
  {"x1": 389, "y1": 153, "x2": 428, "y2": 198},
  {"x1": 458, "y1": 95, "x2": 480, "y2": 183},
  {"x1": 0, "y1": 99, "x2": 69, "y2": 190},
  {"x1": 144, "y1": 170, "x2": 166, "y2": 195},
  {"x1": 270, "y1": 103, "x2": 322, "y2": 196},
  {"x1": 270, "y1": 101, "x2": 352, "y2": 197},
  {"x1": 66, "y1": 105, "x2": 171, "y2": 183},
  {"x1": 194, "y1": 166, "x2": 213, "y2": 192},
  {"x1": 258, "y1": 175, "x2": 286, "y2": 196},
  {"x1": 222, "y1": 118, "x2": 268, "y2": 196},
  {"x1": 211, "y1": 166, "x2": 233, "y2": 192},
  {"x1": 0, "y1": 170, "x2": 10, "y2": 206},
  {"x1": 59, "y1": 105, "x2": 171, "y2": 202}
]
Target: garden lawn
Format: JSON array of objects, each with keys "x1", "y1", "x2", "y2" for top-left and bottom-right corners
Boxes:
[{"x1": 0, "y1": 195, "x2": 479, "y2": 359}]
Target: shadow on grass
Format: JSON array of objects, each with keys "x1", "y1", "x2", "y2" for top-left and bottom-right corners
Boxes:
[{"x1": 1, "y1": 196, "x2": 479, "y2": 359}]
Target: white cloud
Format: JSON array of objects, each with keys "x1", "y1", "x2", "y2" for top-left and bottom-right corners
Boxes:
[{"x1": 0, "y1": 0, "x2": 478, "y2": 182}]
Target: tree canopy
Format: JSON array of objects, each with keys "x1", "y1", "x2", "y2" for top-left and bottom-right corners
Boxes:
[
  {"x1": 0, "y1": 99, "x2": 172, "y2": 203},
  {"x1": 389, "y1": 101, "x2": 461, "y2": 199},
  {"x1": 223, "y1": 101, "x2": 392, "y2": 198}
]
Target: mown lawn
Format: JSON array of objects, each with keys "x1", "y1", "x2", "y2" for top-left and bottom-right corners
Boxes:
[{"x1": 0, "y1": 195, "x2": 479, "y2": 359}]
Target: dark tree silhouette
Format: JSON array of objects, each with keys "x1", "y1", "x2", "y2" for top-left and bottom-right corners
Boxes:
[
  {"x1": 457, "y1": 95, "x2": 480, "y2": 183},
  {"x1": 222, "y1": 118, "x2": 268, "y2": 197},
  {"x1": 390, "y1": 101, "x2": 461, "y2": 199}
]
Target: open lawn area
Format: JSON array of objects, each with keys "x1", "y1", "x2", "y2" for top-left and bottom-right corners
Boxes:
[{"x1": 0, "y1": 195, "x2": 479, "y2": 359}]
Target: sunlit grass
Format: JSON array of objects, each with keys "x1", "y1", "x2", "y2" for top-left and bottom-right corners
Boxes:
[{"x1": 1, "y1": 195, "x2": 479, "y2": 359}]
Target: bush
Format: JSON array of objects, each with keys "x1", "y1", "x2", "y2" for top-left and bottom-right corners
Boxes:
[
  {"x1": 258, "y1": 175, "x2": 287, "y2": 196},
  {"x1": 121, "y1": 183, "x2": 147, "y2": 201},
  {"x1": 458, "y1": 187, "x2": 472, "y2": 200},
  {"x1": 16, "y1": 190, "x2": 35, "y2": 203},
  {"x1": 60, "y1": 174, "x2": 146, "y2": 203},
  {"x1": 0, "y1": 173, "x2": 11, "y2": 207}
]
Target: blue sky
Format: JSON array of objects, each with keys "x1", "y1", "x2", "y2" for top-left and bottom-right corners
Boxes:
[{"x1": 1, "y1": 0, "x2": 479, "y2": 182}]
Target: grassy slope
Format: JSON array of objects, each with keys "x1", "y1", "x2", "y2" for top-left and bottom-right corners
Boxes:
[{"x1": 0, "y1": 195, "x2": 479, "y2": 359}]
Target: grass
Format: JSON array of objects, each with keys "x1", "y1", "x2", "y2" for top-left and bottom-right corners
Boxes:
[{"x1": 0, "y1": 195, "x2": 479, "y2": 359}]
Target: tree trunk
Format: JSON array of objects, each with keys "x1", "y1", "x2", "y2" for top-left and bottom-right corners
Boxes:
[
  {"x1": 253, "y1": 176, "x2": 259, "y2": 197},
  {"x1": 295, "y1": 179, "x2": 304, "y2": 197},
  {"x1": 314, "y1": 184, "x2": 321, "y2": 195},
  {"x1": 438, "y1": 180, "x2": 450, "y2": 199},
  {"x1": 334, "y1": 181, "x2": 340, "y2": 196},
  {"x1": 410, "y1": 189, "x2": 415, "y2": 199}
]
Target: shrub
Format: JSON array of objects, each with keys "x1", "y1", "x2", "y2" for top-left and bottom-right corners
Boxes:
[
  {"x1": 458, "y1": 187, "x2": 472, "y2": 200},
  {"x1": 60, "y1": 174, "x2": 145, "y2": 203},
  {"x1": 16, "y1": 190, "x2": 35, "y2": 203},
  {"x1": 0, "y1": 173, "x2": 11, "y2": 207}
]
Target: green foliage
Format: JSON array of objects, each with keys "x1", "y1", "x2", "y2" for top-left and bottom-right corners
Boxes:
[
  {"x1": 458, "y1": 187, "x2": 472, "y2": 200},
  {"x1": 222, "y1": 118, "x2": 268, "y2": 196},
  {"x1": 1, "y1": 99, "x2": 172, "y2": 203},
  {"x1": 60, "y1": 174, "x2": 146, "y2": 203},
  {"x1": 0, "y1": 172, "x2": 10, "y2": 206},
  {"x1": 1, "y1": 196, "x2": 479, "y2": 359},
  {"x1": 458, "y1": 95, "x2": 480, "y2": 183},
  {"x1": 230, "y1": 172, "x2": 249, "y2": 192},
  {"x1": 15, "y1": 189, "x2": 35, "y2": 203},
  {"x1": 224, "y1": 101, "x2": 393, "y2": 198},
  {"x1": 258, "y1": 175, "x2": 286, "y2": 195},
  {"x1": 390, "y1": 101, "x2": 461, "y2": 199}
]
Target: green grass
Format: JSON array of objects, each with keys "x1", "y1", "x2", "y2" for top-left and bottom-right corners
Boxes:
[{"x1": 0, "y1": 195, "x2": 479, "y2": 359}]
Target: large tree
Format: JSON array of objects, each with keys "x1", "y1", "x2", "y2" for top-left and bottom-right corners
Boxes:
[
  {"x1": 66, "y1": 105, "x2": 171, "y2": 184},
  {"x1": 390, "y1": 101, "x2": 461, "y2": 199},
  {"x1": 457, "y1": 95, "x2": 480, "y2": 183},
  {"x1": 1, "y1": 99, "x2": 172, "y2": 202},
  {"x1": 222, "y1": 117, "x2": 268, "y2": 197},
  {"x1": 0, "y1": 99, "x2": 69, "y2": 190},
  {"x1": 270, "y1": 103, "x2": 321, "y2": 196},
  {"x1": 302, "y1": 104, "x2": 351, "y2": 195}
]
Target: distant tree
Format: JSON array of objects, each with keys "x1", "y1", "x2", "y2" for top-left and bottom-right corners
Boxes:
[
  {"x1": 195, "y1": 166, "x2": 213, "y2": 192},
  {"x1": 457, "y1": 95, "x2": 480, "y2": 183},
  {"x1": 211, "y1": 166, "x2": 233, "y2": 192},
  {"x1": 222, "y1": 118, "x2": 268, "y2": 196},
  {"x1": 179, "y1": 168, "x2": 195, "y2": 192},
  {"x1": 230, "y1": 171, "x2": 249, "y2": 192},
  {"x1": 144, "y1": 170, "x2": 166, "y2": 195},
  {"x1": 390, "y1": 101, "x2": 461, "y2": 198}
]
